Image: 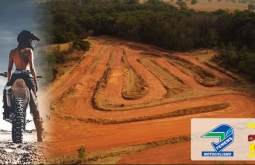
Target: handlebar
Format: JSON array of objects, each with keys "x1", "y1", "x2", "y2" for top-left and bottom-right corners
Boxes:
[{"x1": 0, "y1": 72, "x2": 42, "y2": 78}]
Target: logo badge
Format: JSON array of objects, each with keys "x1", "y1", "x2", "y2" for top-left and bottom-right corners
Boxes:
[{"x1": 201, "y1": 124, "x2": 234, "y2": 157}]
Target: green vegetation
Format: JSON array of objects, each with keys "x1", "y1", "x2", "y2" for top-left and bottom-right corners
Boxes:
[
  {"x1": 213, "y1": 44, "x2": 255, "y2": 81},
  {"x1": 72, "y1": 39, "x2": 91, "y2": 51},
  {"x1": 35, "y1": 0, "x2": 255, "y2": 82},
  {"x1": 248, "y1": 4, "x2": 255, "y2": 10},
  {"x1": 191, "y1": 0, "x2": 198, "y2": 4},
  {"x1": 35, "y1": 41, "x2": 90, "y2": 86},
  {"x1": 77, "y1": 146, "x2": 86, "y2": 159},
  {"x1": 35, "y1": 46, "x2": 64, "y2": 85}
]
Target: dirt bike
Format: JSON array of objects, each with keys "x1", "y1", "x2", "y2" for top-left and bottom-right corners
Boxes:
[{"x1": 0, "y1": 72, "x2": 42, "y2": 143}]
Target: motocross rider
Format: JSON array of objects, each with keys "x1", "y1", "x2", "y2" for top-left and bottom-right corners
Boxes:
[{"x1": 2, "y1": 30, "x2": 44, "y2": 142}]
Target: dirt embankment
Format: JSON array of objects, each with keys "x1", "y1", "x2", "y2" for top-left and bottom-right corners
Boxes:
[{"x1": 122, "y1": 49, "x2": 148, "y2": 100}]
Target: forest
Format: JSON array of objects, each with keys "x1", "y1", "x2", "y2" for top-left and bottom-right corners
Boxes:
[{"x1": 35, "y1": 0, "x2": 255, "y2": 82}]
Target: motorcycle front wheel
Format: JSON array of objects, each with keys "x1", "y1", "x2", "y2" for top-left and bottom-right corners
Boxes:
[{"x1": 12, "y1": 98, "x2": 25, "y2": 143}]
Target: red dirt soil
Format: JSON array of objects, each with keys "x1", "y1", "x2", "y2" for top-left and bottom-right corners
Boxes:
[{"x1": 39, "y1": 36, "x2": 255, "y2": 164}]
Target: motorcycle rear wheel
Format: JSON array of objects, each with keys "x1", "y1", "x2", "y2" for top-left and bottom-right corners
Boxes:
[{"x1": 12, "y1": 98, "x2": 25, "y2": 143}]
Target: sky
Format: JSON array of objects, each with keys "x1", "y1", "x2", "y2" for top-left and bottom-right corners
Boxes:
[{"x1": 0, "y1": 0, "x2": 40, "y2": 130}]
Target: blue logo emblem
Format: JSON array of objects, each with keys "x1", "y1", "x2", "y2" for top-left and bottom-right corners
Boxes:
[{"x1": 201, "y1": 124, "x2": 234, "y2": 157}]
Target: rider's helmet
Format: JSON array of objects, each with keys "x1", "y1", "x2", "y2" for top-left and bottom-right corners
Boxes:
[{"x1": 17, "y1": 30, "x2": 40, "y2": 50}]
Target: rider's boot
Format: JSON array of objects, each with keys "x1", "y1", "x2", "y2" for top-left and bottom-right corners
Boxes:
[{"x1": 34, "y1": 117, "x2": 44, "y2": 142}]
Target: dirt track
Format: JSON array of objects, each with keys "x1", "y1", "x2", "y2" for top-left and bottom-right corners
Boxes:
[{"x1": 40, "y1": 36, "x2": 255, "y2": 164}]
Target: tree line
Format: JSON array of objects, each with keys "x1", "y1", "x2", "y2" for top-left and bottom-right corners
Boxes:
[{"x1": 35, "y1": 0, "x2": 255, "y2": 81}]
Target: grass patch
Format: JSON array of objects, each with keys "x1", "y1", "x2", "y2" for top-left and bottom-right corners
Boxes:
[
  {"x1": 106, "y1": 51, "x2": 116, "y2": 67},
  {"x1": 204, "y1": 61, "x2": 241, "y2": 82},
  {"x1": 138, "y1": 58, "x2": 184, "y2": 97},
  {"x1": 92, "y1": 68, "x2": 112, "y2": 110},
  {"x1": 58, "y1": 83, "x2": 84, "y2": 102},
  {"x1": 122, "y1": 51, "x2": 148, "y2": 100},
  {"x1": 140, "y1": 52, "x2": 162, "y2": 57},
  {"x1": 43, "y1": 135, "x2": 190, "y2": 164},
  {"x1": 164, "y1": 54, "x2": 222, "y2": 87}
]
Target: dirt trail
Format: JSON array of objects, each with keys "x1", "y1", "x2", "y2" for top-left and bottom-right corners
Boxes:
[{"x1": 41, "y1": 36, "x2": 255, "y2": 164}]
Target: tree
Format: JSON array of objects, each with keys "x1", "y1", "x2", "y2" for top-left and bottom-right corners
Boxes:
[
  {"x1": 201, "y1": 28, "x2": 219, "y2": 53},
  {"x1": 176, "y1": 0, "x2": 184, "y2": 5},
  {"x1": 72, "y1": 39, "x2": 91, "y2": 51},
  {"x1": 248, "y1": 4, "x2": 255, "y2": 10},
  {"x1": 191, "y1": 0, "x2": 198, "y2": 4},
  {"x1": 238, "y1": 47, "x2": 255, "y2": 80},
  {"x1": 148, "y1": 0, "x2": 161, "y2": 3},
  {"x1": 180, "y1": 1, "x2": 189, "y2": 9},
  {"x1": 113, "y1": 0, "x2": 121, "y2": 3},
  {"x1": 77, "y1": 146, "x2": 86, "y2": 159},
  {"x1": 124, "y1": 0, "x2": 139, "y2": 4}
]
